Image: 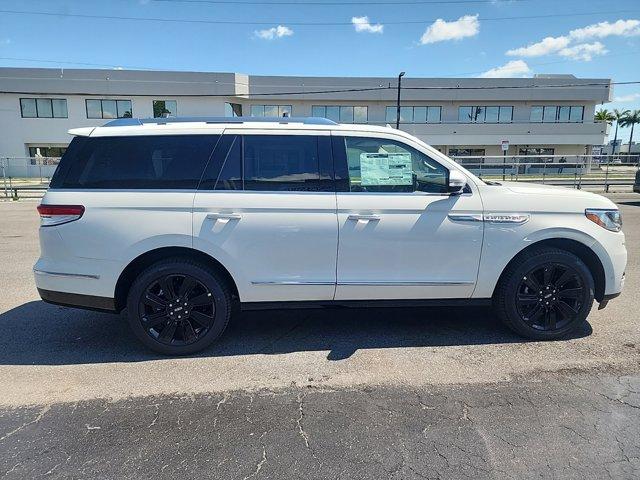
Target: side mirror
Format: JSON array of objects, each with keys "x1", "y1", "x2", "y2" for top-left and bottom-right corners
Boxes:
[{"x1": 447, "y1": 169, "x2": 467, "y2": 194}]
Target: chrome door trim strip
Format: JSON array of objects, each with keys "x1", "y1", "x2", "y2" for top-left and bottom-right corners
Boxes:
[
  {"x1": 338, "y1": 280, "x2": 475, "y2": 286},
  {"x1": 251, "y1": 280, "x2": 335, "y2": 286},
  {"x1": 34, "y1": 269, "x2": 100, "y2": 280},
  {"x1": 252, "y1": 280, "x2": 475, "y2": 286}
]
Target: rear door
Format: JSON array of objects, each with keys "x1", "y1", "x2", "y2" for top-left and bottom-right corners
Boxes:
[
  {"x1": 332, "y1": 132, "x2": 484, "y2": 300},
  {"x1": 192, "y1": 130, "x2": 338, "y2": 303}
]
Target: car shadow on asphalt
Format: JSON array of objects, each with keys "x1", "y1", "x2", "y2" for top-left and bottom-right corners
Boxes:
[{"x1": 0, "y1": 300, "x2": 593, "y2": 365}]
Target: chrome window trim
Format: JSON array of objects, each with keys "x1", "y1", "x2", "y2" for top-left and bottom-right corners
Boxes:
[{"x1": 252, "y1": 280, "x2": 474, "y2": 286}]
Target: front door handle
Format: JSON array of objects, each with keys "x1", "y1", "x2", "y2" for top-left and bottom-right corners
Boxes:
[
  {"x1": 206, "y1": 213, "x2": 242, "y2": 220},
  {"x1": 347, "y1": 214, "x2": 381, "y2": 221}
]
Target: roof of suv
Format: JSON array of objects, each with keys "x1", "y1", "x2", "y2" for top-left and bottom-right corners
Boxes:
[{"x1": 68, "y1": 116, "x2": 399, "y2": 137}]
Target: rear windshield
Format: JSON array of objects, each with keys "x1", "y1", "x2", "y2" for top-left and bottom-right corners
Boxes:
[{"x1": 50, "y1": 135, "x2": 220, "y2": 189}]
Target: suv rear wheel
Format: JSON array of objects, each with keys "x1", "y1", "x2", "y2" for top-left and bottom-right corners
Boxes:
[
  {"x1": 126, "y1": 258, "x2": 232, "y2": 355},
  {"x1": 493, "y1": 247, "x2": 594, "y2": 340}
]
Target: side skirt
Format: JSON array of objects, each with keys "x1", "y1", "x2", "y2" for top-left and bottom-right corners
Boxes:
[{"x1": 241, "y1": 298, "x2": 492, "y2": 311}]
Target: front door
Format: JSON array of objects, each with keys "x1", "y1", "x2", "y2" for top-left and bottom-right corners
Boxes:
[
  {"x1": 193, "y1": 132, "x2": 338, "y2": 303},
  {"x1": 333, "y1": 134, "x2": 484, "y2": 300}
]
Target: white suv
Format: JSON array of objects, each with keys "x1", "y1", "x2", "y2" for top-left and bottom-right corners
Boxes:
[{"x1": 35, "y1": 117, "x2": 627, "y2": 355}]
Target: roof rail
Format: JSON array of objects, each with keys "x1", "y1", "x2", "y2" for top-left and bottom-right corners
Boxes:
[{"x1": 103, "y1": 116, "x2": 338, "y2": 127}]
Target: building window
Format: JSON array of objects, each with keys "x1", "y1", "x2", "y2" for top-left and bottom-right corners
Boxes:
[
  {"x1": 86, "y1": 99, "x2": 132, "y2": 119},
  {"x1": 530, "y1": 106, "x2": 584, "y2": 123},
  {"x1": 313, "y1": 105, "x2": 368, "y2": 123},
  {"x1": 458, "y1": 106, "x2": 513, "y2": 123},
  {"x1": 153, "y1": 100, "x2": 177, "y2": 118},
  {"x1": 28, "y1": 146, "x2": 67, "y2": 161},
  {"x1": 250, "y1": 105, "x2": 292, "y2": 118},
  {"x1": 448, "y1": 148, "x2": 486, "y2": 157},
  {"x1": 20, "y1": 98, "x2": 68, "y2": 118},
  {"x1": 225, "y1": 102, "x2": 243, "y2": 117},
  {"x1": 385, "y1": 106, "x2": 441, "y2": 124}
]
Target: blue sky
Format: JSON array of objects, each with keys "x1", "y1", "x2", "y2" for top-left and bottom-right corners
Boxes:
[{"x1": 1, "y1": 0, "x2": 639, "y2": 139}]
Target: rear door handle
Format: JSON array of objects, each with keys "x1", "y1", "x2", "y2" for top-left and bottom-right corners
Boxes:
[
  {"x1": 348, "y1": 214, "x2": 381, "y2": 221},
  {"x1": 206, "y1": 213, "x2": 242, "y2": 220}
]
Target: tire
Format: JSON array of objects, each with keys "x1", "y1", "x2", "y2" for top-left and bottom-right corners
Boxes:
[
  {"x1": 493, "y1": 247, "x2": 594, "y2": 340},
  {"x1": 126, "y1": 257, "x2": 233, "y2": 355}
]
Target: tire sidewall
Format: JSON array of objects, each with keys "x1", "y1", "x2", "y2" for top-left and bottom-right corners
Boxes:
[
  {"x1": 127, "y1": 261, "x2": 230, "y2": 355},
  {"x1": 503, "y1": 251, "x2": 594, "y2": 339}
]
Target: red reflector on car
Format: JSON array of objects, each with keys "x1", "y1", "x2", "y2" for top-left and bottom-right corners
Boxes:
[{"x1": 37, "y1": 205, "x2": 85, "y2": 216}]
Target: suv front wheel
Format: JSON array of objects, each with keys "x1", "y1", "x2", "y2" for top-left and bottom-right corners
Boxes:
[
  {"x1": 493, "y1": 247, "x2": 595, "y2": 340},
  {"x1": 126, "y1": 258, "x2": 232, "y2": 355}
]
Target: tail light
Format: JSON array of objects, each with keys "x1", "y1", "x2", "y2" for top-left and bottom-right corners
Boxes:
[{"x1": 37, "y1": 204, "x2": 85, "y2": 227}]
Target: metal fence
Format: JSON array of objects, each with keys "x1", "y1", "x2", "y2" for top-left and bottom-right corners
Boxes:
[{"x1": 2, "y1": 154, "x2": 639, "y2": 199}]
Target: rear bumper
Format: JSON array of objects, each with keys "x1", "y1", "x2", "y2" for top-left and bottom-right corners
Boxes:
[{"x1": 38, "y1": 288, "x2": 117, "y2": 313}]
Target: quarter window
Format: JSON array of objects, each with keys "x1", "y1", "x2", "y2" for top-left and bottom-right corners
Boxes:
[
  {"x1": 86, "y1": 99, "x2": 132, "y2": 119},
  {"x1": 458, "y1": 106, "x2": 512, "y2": 123},
  {"x1": 153, "y1": 100, "x2": 177, "y2": 118},
  {"x1": 385, "y1": 106, "x2": 441, "y2": 124},
  {"x1": 342, "y1": 136, "x2": 448, "y2": 194},
  {"x1": 51, "y1": 135, "x2": 219, "y2": 189},
  {"x1": 20, "y1": 98, "x2": 68, "y2": 118}
]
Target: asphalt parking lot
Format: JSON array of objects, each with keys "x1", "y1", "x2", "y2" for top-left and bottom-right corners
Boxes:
[{"x1": 1, "y1": 194, "x2": 639, "y2": 479}]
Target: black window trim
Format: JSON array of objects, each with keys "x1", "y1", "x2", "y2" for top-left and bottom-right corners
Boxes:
[{"x1": 20, "y1": 97, "x2": 68, "y2": 119}]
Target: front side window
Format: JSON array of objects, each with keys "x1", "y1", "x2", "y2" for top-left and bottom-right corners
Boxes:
[
  {"x1": 20, "y1": 98, "x2": 68, "y2": 118},
  {"x1": 250, "y1": 105, "x2": 292, "y2": 118},
  {"x1": 51, "y1": 135, "x2": 219, "y2": 189},
  {"x1": 86, "y1": 99, "x2": 132, "y2": 119},
  {"x1": 342, "y1": 136, "x2": 448, "y2": 194},
  {"x1": 153, "y1": 100, "x2": 177, "y2": 118}
]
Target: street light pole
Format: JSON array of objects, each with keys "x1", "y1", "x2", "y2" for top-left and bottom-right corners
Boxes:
[{"x1": 396, "y1": 71, "x2": 405, "y2": 129}]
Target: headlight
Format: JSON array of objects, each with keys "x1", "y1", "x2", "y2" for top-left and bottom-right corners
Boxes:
[{"x1": 585, "y1": 209, "x2": 622, "y2": 232}]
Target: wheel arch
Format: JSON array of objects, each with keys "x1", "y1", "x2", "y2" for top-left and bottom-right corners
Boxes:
[
  {"x1": 492, "y1": 238, "x2": 606, "y2": 302},
  {"x1": 114, "y1": 246, "x2": 239, "y2": 312}
]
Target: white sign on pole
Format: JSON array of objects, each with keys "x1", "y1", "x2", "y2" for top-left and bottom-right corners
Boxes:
[{"x1": 501, "y1": 140, "x2": 510, "y2": 152}]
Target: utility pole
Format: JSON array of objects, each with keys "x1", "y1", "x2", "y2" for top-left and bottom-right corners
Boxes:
[{"x1": 395, "y1": 71, "x2": 405, "y2": 129}]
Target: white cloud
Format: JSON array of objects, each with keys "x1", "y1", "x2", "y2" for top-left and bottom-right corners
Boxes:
[
  {"x1": 480, "y1": 60, "x2": 531, "y2": 78},
  {"x1": 558, "y1": 41, "x2": 608, "y2": 61},
  {"x1": 254, "y1": 25, "x2": 294, "y2": 40},
  {"x1": 569, "y1": 19, "x2": 640, "y2": 41},
  {"x1": 351, "y1": 16, "x2": 383, "y2": 34},
  {"x1": 506, "y1": 36, "x2": 569, "y2": 57},
  {"x1": 614, "y1": 93, "x2": 640, "y2": 102},
  {"x1": 419, "y1": 14, "x2": 479, "y2": 45}
]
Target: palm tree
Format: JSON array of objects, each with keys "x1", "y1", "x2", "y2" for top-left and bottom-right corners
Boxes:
[
  {"x1": 595, "y1": 108, "x2": 615, "y2": 125},
  {"x1": 612, "y1": 109, "x2": 630, "y2": 156},
  {"x1": 619, "y1": 110, "x2": 640, "y2": 160}
]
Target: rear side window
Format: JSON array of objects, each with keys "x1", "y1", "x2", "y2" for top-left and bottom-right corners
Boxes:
[
  {"x1": 50, "y1": 135, "x2": 219, "y2": 189},
  {"x1": 200, "y1": 134, "x2": 334, "y2": 192}
]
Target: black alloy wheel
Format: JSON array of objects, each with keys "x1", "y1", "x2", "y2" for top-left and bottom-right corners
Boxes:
[
  {"x1": 493, "y1": 247, "x2": 595, "y2": 340},
  {"x1": 139, "y1": 274, "x2": 215, "y2": 346},
  {"x1": 127, "y1": 258, "x2": 233, "y2": 355},
  {"x1": 515, "y1": 263, "x2": 586, "y2": 331}
]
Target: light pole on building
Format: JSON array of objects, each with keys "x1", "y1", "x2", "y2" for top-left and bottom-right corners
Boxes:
[{"x1": 395, "y1": 71, "x2": 405, "y2": 129}]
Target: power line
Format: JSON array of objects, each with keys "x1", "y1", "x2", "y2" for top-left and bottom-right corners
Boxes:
[
  {"x1": 153, "y1": 0, "x2": 531, "y2": 4},
  {"x1": 0, "y1": 8, "x2": 638, "y2": 26},
  {"x1": 1, "y1": 81, "x2": 637, "y2": 98}
]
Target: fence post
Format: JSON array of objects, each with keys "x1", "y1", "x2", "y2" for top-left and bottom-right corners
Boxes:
[
  {"x1": 542, "y1": 160, "x2": 546, "y2": 184},
  {"x1": 604, "y1": 157, "x2": 610, "y2": 193},
  {"x1": 2, "y1": 159, "x2": 8, "y2": 199}
]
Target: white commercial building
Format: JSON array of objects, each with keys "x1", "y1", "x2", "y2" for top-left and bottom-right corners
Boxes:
[{"x1": 0, "y1": 68, "x2": 611, "y2": 162}]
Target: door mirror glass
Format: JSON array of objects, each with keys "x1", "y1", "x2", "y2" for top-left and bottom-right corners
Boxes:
[{"x1": 448, "y1": 169, "x2": 467, "y2": 194}]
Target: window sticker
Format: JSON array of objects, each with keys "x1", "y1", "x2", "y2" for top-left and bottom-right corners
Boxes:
[{"x1": 360, "y1": 152, "x2": 412, "y2": 186}]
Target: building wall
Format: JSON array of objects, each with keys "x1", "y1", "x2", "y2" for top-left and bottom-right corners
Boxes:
[{"x1": 0, "y1": 68, "x2": 612, "y2": 159}]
